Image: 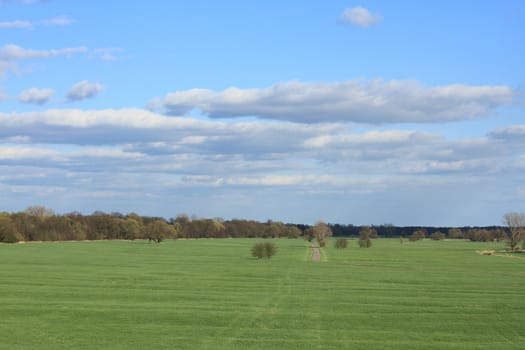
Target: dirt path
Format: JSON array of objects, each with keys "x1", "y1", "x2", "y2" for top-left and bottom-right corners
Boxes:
[{"x1": 310, "y1": 242, "x2": 320, "y2": 262}]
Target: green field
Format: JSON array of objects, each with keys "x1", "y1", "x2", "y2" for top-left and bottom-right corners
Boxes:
[{"x1": 1, "y1": 238, "x2": 524, "y2": 349}]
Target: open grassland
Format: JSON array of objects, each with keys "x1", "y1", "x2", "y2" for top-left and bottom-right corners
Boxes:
[{"x1": 1, "y1": 238, "x2": 524, "y2": 349}]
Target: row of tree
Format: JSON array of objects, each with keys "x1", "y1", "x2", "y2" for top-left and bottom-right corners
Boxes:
[
  {"x1": 0, "y1": 207, "x2": 523, "y2": 251},
  {"x1": 0, "y1": 207, "x2": 304, "y2": 243}
]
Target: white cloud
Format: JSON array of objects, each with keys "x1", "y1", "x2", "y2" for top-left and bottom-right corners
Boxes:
[
  {"x1": 0, "y1": 107, "x2": 523, "y2": 225},
  {"x1": 149, "y1": 80, "x2": 515, "y2": 124},
  {"x1": 0, "y1": 44, "x2": 87, "y2": 60},
  {"x1": 0, "y1": 108, "x2": 341, "y2": 150},
  {"x1": 340, "y1": 7, "x2": 383, "y2": 27},
  {"x1": 0, "y1": 60, "x2": 19, "y2": 77},
  {"x1": 66, "y1": 80, "x2": 104, "y2": 101},
  {"x1": 18, "y1": 87, "x2": 54, "y2": 105},
  {"x1": 41, "y1": 16, "x2": 72, "y2": 26},
  {"x1": 303, "y1": 130, "x2": 436, "y2": 148},
  {"x1": 0, "y1": 0, "x2": 48, "y2": 4},
  {"x1": 1, "y1": 135, "x2": 31, "y2": 143},
  {"x1": 0, "y1": 16, "x2": 71, "y2": 29},
  {"x1": 490, "y1": 125, "x2": 525, "y2": 141},
  {"x1": 0, "y1": 20, "x2": 32, "y2": 28},
  {"x1": 0, "y1": 87, "x2": 8, "y2": 101},
  {"x1": 92, "y1": 48, "x2": 122, "y2": 61},
  {"x1": 0, "y1": 146, "x2": 62, "y2": 161},
  {"x1": 0, "y1": 108, "x2": 520, "y2": 177}
]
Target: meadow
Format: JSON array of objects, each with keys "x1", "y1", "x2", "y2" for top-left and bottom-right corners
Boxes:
[{"x1": 1, "y1": 238, "x2": 524, "y2": 349}]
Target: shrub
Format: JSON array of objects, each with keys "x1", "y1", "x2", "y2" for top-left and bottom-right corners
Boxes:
[
  {"x1": 335, "y1": 238, "x2": 348, "y2": 249},
  {"x1": 251, "y1": 242, "x2": 278, "y2": 259},
  {"x1": 358, "y1": 238, "x2": 372, "y2": 248},
  {"x1": 2, "y1": 230, "x2": 24, "y2": 243},
  {"x1": 0, "y1": 216, "x2": 23, "y2": 243},
  {"x1": 251, "y1": 243, "x2": 265, "y2": 258},
  {"x1": 447, "y1": 228, "x2": 463, "y2": 239},
  {"x1": 144, "y1": 219, "x2": 177, "y2": 243},
  {"x1": 430, "y1": 231, "x2": 445, "y2": 240},
  {"x1": 467, "y1": 229, "x2": 492, "y2": 242},
  {"x1": 409, "y1": 229, "x2": 426, "y2": 241},
  {"x1": 358, "y1": 226, "x2": 372, "y2": 248},
  {"x1": 263, "y1": 242, "x2": 277, "y2": 258}
]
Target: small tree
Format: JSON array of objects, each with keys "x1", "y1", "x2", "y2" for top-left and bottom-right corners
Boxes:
[
  {"x1": 251, "y1": 242, "x2": 265, "y2": 259},
  {"x1": 312, "y1": 221, "x2": 332, "y2": 247},
  {"x1": 503, "y1": 212, "x2": 525, "y2": 251},
  {"x1": 467, "y1": 229, "x2": 492, "y2": 242},
  {"x1": 251, "y1": 242, "x2": 278, "y2": 259},
  {"x1": 430, "y1": 231, "x2": 445, "y2": 240},
  {"x1": 335, "y1": 237, "x2": 348, "y2": 249},
  {"x1": 0, "y1": 215, "x2": 23, "y2": 243},
  {"x1": 263, "y1": 242, "x2": 277, "y2": 258},
  {"x1": 303, "y1": 227, "x2": 315, "y2": 242},
  {"x1": 144, "y1": 219, "x2": 177, "y2": 243},
  {"x1": 409, "y1": 229, "x2": 426, "y2": 241},
  {"x1": 447, "y1": 228, "x2": 463, "y2": 239},
  {"x1": 358, "y1": 226, "x2": 372, "y2": 248},
  {"x1": 286, "y1": 226, "x2": 301, "y2": 239}
]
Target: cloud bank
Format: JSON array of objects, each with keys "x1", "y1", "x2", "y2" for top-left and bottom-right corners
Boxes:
[
  {"x1": 1, "y1": 107, "x2": 523, "y2": 225},
  {"x1": 149, "y1": 80, "x2": 514, "y2": 124}
]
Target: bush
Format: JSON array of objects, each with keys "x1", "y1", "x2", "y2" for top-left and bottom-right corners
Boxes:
[
  {"x1": 358, "y1": 238, "x2": 372, "y2": 248},
  {"x1": 467, "y1": 229, "x2": 493, "y2": 242},
  {"x1": 430, "y1": 231, "x2": 445, "y2": 240},
  {"x1": 409, "y1": 229, "x2": 426, "y2": 241},
  {"x1": 144, "y1": 219, "x2": 177, "y2": 243},
  {"x1": 251, "y1": 242, "x2": 278, "y2": 259},
  {"x1": 447, "y1": 228, "x2": 463, "y2": 239},
  {"x1": 1, "y1": 230, "x2": 24, "y2": 243},
  {"x1": 251, "y1": 242, "x2": 265, "y2": 258},
  {"x1": 0, "y1": 216, "x2": 23, "y2": 243},
  {"x1": 358, "y1": 226, "x2": 373, "y2": 248},
  {"x1": 335, "y1": 238, "x2": 348, "y2": 249}
]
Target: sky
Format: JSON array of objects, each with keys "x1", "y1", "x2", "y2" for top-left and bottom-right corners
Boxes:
[{"x1": 0, "y1": 0, "x2": 524, "y2": 226}]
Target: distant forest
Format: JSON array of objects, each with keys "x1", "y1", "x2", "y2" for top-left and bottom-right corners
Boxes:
[{"x1": 0, "y1": 206, "x2": 509, "y2": 243}]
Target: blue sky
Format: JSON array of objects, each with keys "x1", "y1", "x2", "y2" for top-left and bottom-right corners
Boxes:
[{"x1": 0, "y1": 0, "x2": 524, "y2": 226}]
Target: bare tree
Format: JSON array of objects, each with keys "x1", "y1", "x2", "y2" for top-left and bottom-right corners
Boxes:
[
  {"x1": 503, "y1": 212, "x2": 525, "y2": 251},
  {"x1": 312, "y1": 221, "x2": 332, "y2": 247},
  {"x1": 25, "y1": 206, "x2": 54, "y2": 218}
]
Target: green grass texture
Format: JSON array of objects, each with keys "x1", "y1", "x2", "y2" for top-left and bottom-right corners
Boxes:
[{"x1": 1, "y1": 238, "x2": 524, "y2": 349}]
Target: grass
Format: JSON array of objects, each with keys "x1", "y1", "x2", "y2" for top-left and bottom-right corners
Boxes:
[{"x1": 1, "y1": 238, "x2": 524, "y2": 349}]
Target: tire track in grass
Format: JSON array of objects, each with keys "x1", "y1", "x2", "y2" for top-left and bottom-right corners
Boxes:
[
  {"x1": 310, "y1": 243, "x2": 320, "y2": 262},
  {"x1": 308, "y1": 242, "x2": 323, "y2": 348},
  {"x1": 217, "y1": 268, "x2": 293, "y2": 349}
]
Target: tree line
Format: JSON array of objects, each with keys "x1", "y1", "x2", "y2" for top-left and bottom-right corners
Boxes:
[
  {"x1": 0, "y1": 207, "x2": 303, "y2": 243},
  {"x1": 0, "y1": 206, "x2": 523, "y2": 250}
]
